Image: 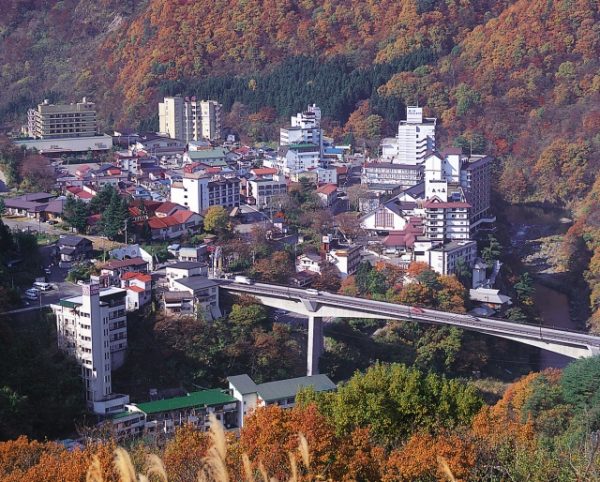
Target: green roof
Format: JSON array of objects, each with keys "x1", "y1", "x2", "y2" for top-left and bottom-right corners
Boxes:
[
  {"x1": 257, "y1": 375, "x2": 336, "y2": 402},
  {"x1": 112, "y1": 411, "x2": 143, "y2": 420},
  {"x1": 59, "y1": 299, "x2": 82, "y2": 308},
  {"x1": 133, "y1": 389, "x2": 236, "y2": 415},
  {"x1": 288, "y1": 143, "x2": 319, "y2": 150},
  {"x1": 187, "y1": 149, "x2": 228, "y2": 160}
]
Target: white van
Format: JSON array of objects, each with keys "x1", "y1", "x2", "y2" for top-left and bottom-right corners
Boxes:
[{"x1": 33, "y1": 281, "x2": 52, "y2": 291}]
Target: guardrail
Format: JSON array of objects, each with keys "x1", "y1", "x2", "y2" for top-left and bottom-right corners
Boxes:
[{"x1": 221, "y1": 281, "x2": 600, "y2": 348}]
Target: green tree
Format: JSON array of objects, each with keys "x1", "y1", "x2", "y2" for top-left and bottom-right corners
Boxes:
[
  {"x1": 203, "y1": 206, "x2": 230, "y2": 235},
  {"x1": 454, "y1": 83, "x2": 481, "y2": 116},
  {"x1": 298, "y1": 363, "x2": 482, "y2": 447},
  {"x1": 514, "y1": 272, "x2": 535, "y2": 304},
  {"x1": 355, "y1": 262, "x2": 373, "y2": 294},
  {"x1": 63, "y1": 197, "x2": 89, "y2": 233},
  {"x1": 561, "y1": 356, "x2": 600, "y2": 411},
  {"x1": 89, "y1": 184, "x2": 118, "y2": 214},
  {"x1": 0, "y1": 198, "x2": 5, "y2": 217},
  {"x1": 98, "y1": 191, "x2": 129, "y2": 240},
  {"x1": 481, "y1": 235, "x2": 502, "y2": 267},
  {"x1": 416, "y1": 268, "x2": 441, "y2": 291}
]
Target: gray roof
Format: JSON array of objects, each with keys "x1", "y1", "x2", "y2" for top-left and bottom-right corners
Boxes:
[
  {"x1": 21, "y1": 192, "x2": 55, "y2": 202},
  {"x1": 228, "y1": 374, "x2": 258, "y2": 395},
  {"x1": 167, "y1": 261, "x2": 205, "y2": 270},
  {"x1": 59, "y1": 235, "x2": 91, "y2": 247},
  {"x1": 256, "y1": 375, "x2": 336, "y2": 402},
  {"x1": 403, "y1": 181, "x2": 425, "y2": 198},
  {"x1": 175, "y1": 276, "x2": 219, "y2": 291}
]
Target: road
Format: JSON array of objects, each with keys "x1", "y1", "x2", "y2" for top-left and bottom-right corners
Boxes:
[
  {"x1": 3, "y1": 216, "x2": 63, "y2": 234},
  {"x1": 222, "y1": 281, "x2": 600, "y2": 357}
]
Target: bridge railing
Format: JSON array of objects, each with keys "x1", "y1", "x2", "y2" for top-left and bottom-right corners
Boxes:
[{"x1": 221, "y1": 281, "x2": 599, "y2": 342}]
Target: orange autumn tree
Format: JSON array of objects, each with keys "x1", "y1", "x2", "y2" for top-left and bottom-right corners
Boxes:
[
  {"x1": 239, "y1": 403, "x2": 335, "y2": 480},
  {"x1": 162, "y1": 424, "x2": 211, "y2": 482},
  {"x1": 383, "y1": 431, "x2": 477, "y2": 482},
  {"x1": 0, "y1": 436, "x2": 118, "y2": 482}
]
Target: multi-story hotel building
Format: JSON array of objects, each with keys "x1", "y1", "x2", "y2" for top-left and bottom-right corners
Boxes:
[
  {"x1": 27, "y1": 98, "x2": 97, "y2": 139},
  {"x1": 381, "y1": 106, "x2": 436, "y2": 164},
  {"x1": 51, "y1": 285, "x2": 130, "y2": 415}
]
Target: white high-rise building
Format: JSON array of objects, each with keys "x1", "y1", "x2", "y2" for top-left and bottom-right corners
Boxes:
[
  {"x1": 280, "y1": 104, "x2": 323, "y2": 149},
  {"x1": 159, "y1": 97, "x2": 222, "y2": 142},
  {"x1": 381, "y1": 106, "x2": 436, "y2": 164},
  {"x1": 51, "y1": 285, "x2": 130, "y2": 415}
]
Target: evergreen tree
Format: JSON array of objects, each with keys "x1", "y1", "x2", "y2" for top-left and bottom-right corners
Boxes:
[{"x1": 63, "y1": 197, "x2": 89, "y2": 234}]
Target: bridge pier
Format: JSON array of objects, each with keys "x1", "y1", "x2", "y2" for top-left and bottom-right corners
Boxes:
[{"x1": 307, "y1": 315, "x2": 324, "y2": 376}]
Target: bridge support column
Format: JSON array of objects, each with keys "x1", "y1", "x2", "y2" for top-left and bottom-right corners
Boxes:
[{"x1": 307, "y1": 316, "x2": 324, "y2": 376}]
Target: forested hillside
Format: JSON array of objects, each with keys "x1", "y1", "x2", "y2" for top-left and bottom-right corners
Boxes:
[{"x1": 2, "y1": 0, "x2": 600, "y2": 322}]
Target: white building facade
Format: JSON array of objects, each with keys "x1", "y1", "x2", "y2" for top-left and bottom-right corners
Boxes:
[
  {"x1": 159, "y1": 96, "x2": 222, "y2": 142},
  {"x1": 51, "y1": 285, "x2": 130, "y2": 415},
  {"x1": 381, "y1": 106, "x2": 436, "y2": 164}
]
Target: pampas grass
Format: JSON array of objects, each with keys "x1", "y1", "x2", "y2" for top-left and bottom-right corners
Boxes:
[
  {"x1": 86, "y1": 455, "x2": 103, "y2": 482},
  {"x1": 85, "y1": 415, "x2": 329, "y2": 482},
  {"x1": 437, "y1": 456, "x2": 457, "y2": 482},
  {"x1": 114, "y1": 447, "x2": 137, "y2": 482}
]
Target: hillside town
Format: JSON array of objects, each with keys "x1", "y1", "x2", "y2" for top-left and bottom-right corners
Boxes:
[{"x1": 2, "y1": 96, "x2": 512, "y2": 440}]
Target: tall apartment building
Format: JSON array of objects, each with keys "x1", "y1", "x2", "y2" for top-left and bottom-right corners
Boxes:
[
  {"x1": 51, "y1": 285, "x2": 130, "y2": 415},
  {"x1": 159, "y1": 96, "x2": 222, "y2": 142},
  {"x1": 381, "y1": 106, "x2": 436, "y2": 164},
  {"x1": 280, "y1": 104, "x2": 323, "y2": 150},
  {"x1": 27, "y1": 98, "x2": 97, "y2": 139},
  {"x1": 171, "y1": 172, "x2": 240, "y2": 213}
]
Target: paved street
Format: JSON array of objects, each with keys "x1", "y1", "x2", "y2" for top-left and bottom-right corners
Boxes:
[{"x1": 3, "y1": 216, "x2": 63, "y2": 235}]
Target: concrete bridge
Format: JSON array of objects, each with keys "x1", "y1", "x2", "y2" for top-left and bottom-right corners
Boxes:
[{"x1": 221, "y1": 281, "x2": 600, "y2": 375}]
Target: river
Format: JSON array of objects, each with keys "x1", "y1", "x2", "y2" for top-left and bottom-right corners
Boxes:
[{"x1": 502, "y1": 205, "x2": 574, "y2": 369}]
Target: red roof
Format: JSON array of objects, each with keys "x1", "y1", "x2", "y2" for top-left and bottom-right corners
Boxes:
[
  {"x1": 127, "y1": 285, "x2": 146, "y2": 293},
  {"x1": 336, "y1": 166, "x2": 348, "y2": 174},
  {"x1": 183, "y1": 162, "x2": 203, "y2": 174},
  {"x1": 171, "y1": 210, "x2": 194, "y2": 223},
  {"x1": 251, "y1": 167, "x2": 278, "y2": 176},
  {"x1": 66, "y1": 186, "x2": 94, "y2": 199},
  {"x1": 121, "y1": 271, "x2": 151, "y2": 282},
  {"x1": 316, "y1": 183, "x2": 337, "y2": 195},
  {"x1": 155, "y1": 201, "x2": 180, "y2": 215},
  {"x1": 147, "y1": 210, "x2": 197, "y2": 229}
]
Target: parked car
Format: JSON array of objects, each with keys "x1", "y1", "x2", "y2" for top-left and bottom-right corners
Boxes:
[{"x1": 25, "y1": 288, "x2": 39, "y2": 300}]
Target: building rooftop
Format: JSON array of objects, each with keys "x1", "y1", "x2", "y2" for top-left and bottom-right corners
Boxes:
[
  {"x1": 167, "y1": 261, "x2": 205, "y2": 270},
  {"x1": 58, "y1": 235, "x2": 91, "y2": 247},
  {"x1": 256, "y1": 374, "x2": 336, "y2": 402},
  {"x1": 103, "y1": 257, "x2": 148, "y2": 270},
  {"x1": 316, "y1": 183, "x2": 337, "y2": 195},
  {"x1": 174, "y1": 276, "x2": 220, "y2": 291},
  {"x1": 132, "y1": 389, "x2": 236, "y2": 415},
  {"x1": 227, "y1": 374, "x2": 257, "y2": 395},
  {"x1": 57, "y1": 287, "x2": 126, "y2": 308}
]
